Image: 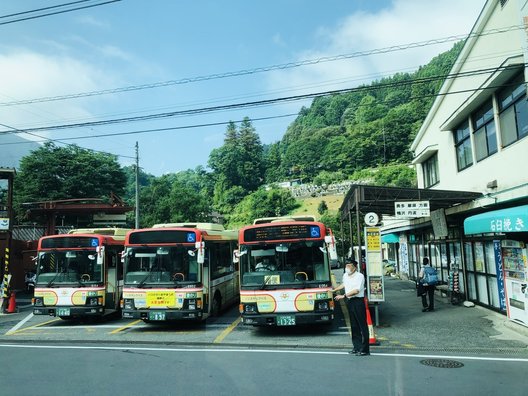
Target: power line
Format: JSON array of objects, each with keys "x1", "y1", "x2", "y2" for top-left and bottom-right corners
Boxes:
[
  {"x1": 0, "y1": 25, "x2": 522, "y2": 107},
  {"x1": 1, "y1": 72, "x2": 524, "y2": 148},
  {"x1": 0, "y1": 0, "x2": 91, "y2": 19},
  {"x1": 0, "y1": 114, "x2": 298, "y2": 145},
  {"x1": 1, "y1": 64, "x2": 521, "y2": 136},
  {"x1": 0, "y1": 0, "x2": 121, "y2": 26},
  {"x1": 0, "y1": 122, "x2": 135, "y2": 159}
]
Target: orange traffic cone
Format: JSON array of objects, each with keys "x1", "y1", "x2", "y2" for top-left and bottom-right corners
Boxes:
[
  {"x1": 7, "y1": 291, "x2": 17, "y2": 313},
  {"x1": 364, "y1": 297, "x2": 379, "y2": 345}
]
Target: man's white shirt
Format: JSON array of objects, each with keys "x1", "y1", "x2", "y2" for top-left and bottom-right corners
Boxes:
[{"x1": 342, "y1": 271, "x2": 365, "y2": 298}]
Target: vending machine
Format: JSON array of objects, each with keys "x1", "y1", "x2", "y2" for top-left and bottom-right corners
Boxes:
[{"x1": 502, "y1": 240, "x2": 528, "y2": 327}]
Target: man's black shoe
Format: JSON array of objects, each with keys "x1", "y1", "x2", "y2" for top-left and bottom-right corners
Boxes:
[
  {"x1": 427, "y1": 308, "x2": 435, "y2": 312},
  {"x1": 356, "y1": 351, "x2": 370, "y2": 356},
  {"x1": 348, "y1": 350, "x2": 359, "y2": 354},
  {"x1": 422, "y1": 308, "x2": 429, "y2": 312}
]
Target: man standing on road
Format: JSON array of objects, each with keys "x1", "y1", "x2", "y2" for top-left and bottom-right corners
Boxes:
[
  {"x1": 333, "y1": 260, "x2": 370, "y2": 356},
  {"x1": 419, "y1": 257, "x2": 435, "y2": 312}
]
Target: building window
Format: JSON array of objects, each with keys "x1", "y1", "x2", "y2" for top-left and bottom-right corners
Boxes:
[
  {"x1": 472, "y1": 99, "x2": 497, "y2": 162},
  {"x1": 422, "y1": 153, "x2": 439, "y2": 188},
  {"x1": 454, "y1": 121, "x2": 472, "y2": 171},
  {"x1": 498, "y1": 73, "x2": 528, "y2": 147}
]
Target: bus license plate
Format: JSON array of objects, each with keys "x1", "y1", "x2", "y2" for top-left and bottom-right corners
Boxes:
[
  {"x1": 148, "y1": 311, "x2": 166, "y2": 321},
  {"x1": 277, "y1": 315, "x2": 296, "y2": 326},
  {"x1": 56, "y1": 308, "x2": 70, "y2": 316}
]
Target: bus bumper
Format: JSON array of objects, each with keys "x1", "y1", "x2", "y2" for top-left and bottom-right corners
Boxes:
[
  {"x1": 33, "y1": 306, "x2": 105, "y2": 317},
  {"x1": 241, "y1": 311, "x2": 334, "y2": 326},
  {"x1": 122, "y1": 309, "x2": 203, "y2": 321}
]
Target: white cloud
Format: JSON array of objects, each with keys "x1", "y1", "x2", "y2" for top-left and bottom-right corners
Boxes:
[
  {"x1": 0, "y1": 49, "x2": 116, "y2": 137},
  {"x1": 272, "y1": 33, "x2": 286, "y2": 47},
  {"x1": 266, "y1": 0, "x2": 487, "y2": 95},
  {"x1": 76, "y1": 15, "x2": 109, "y2": 29}
]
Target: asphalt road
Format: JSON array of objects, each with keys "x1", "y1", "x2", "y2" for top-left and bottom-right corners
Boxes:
[
  {"x1": 1, "y1": 275, "x2": 528, "y2": 355},
  {"x1": 2, "y1": 275, "x2": 528, "y2": 394},
  {"x1": 2, "y1": 343, "x2": 528, "y2": 396}
]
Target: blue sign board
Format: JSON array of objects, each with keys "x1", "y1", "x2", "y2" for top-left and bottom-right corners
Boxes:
[
  {"x1": 186, "y1": 232, "x2": 196, "y2": 243},
  {"x1": 309, "y1": 226, "x2": 321, "y2": 238},
  {"x1": 493, "y1": 240, "x2": 506, "y2": 312},
  {"x1": 464, "y1": 205, "x2": 528, "y2": 234}
]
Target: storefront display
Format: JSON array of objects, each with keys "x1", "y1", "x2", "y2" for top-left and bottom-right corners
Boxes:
[{"x1": 501, "y1": 240, "x2": 528, "y2": 327}]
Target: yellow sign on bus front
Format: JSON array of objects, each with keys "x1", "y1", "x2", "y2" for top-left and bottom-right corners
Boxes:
[{"x1": 147, "y1": 291, "x2": 176, "y2": 307}]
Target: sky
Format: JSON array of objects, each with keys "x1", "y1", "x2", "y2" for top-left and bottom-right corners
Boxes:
[{"x1": 0, "y1": 0, "x2": 487, "y2": 176}]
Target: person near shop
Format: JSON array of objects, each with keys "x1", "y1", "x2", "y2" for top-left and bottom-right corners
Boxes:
[
  {"x1": 419, "y1": 257, "x2": 435, "y2": 312},
  {"x1": 333, "y1": 260, "x2": 370, "y2": 356}
]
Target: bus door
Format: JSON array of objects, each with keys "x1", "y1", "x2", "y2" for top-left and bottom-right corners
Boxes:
[
  {"x1": 104, "y1": 247, "x2": 118, "y2": 310},
  {"x1": 200, "y1": 243, "x2": 209, "y2": 314}
]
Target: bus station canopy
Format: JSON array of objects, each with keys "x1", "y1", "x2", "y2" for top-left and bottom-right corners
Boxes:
[{"x1": 339, "y1": 184, "x2": 482, "y2": 221}]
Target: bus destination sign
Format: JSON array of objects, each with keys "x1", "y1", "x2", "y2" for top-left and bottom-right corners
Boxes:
[
  {"x1": 129, "y1": 230, "x2": 197, "y2": 244},
  {"x1": 244, "y1": 224, "x2": 322, "y2": 242},
  {"x1": 41, "y1": 237, "x2": 99, "y2": 249}
]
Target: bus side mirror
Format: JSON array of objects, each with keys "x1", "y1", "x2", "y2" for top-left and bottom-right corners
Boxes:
[
  {"x1": 195, "y1": 241, "x2": 205, "y2": 264},
  {"x1": 233, "y1": 249, "x2": 240, "y2": 264},
  {"x1": 325, "y1": 235, "x2": 338, "y2": 260},
  {"x1": 96, "y1": 246, "x2": 105, "y2": 265}
]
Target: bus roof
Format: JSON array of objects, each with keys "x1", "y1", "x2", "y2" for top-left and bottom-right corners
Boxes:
[
  {"x1": 152, "y1": 222, "x2": 226, "y2": 231},
  {"x1": 68, "y1": 228, "x2": 131, "y2": 238},
  {"x1": 252, "y1": 215, "x2": 317, "y2": 225}
]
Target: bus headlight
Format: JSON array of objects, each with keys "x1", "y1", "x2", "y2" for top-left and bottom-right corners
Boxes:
[
  {"x1": 33, "y1": 297, "x2": 44, "y2": 307},
  {"x1": 123, "y1": 299, "x2": 135, "y2": 310},
  {"x1": 243, "y1": 303, "x2": 258, "y2": 314},
  {"x1": 315, "y1": 301, "x2": 329, "y2": 311},
  {"x1": 188, "y1": 299, "x2": 196, "y2": 310},
  {"x1": 86, "y1": 297, "x2": 103, "y2": 306}
]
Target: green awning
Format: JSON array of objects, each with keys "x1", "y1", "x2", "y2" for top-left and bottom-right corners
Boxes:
[
  {"x1": 381, "y1": 233, "x2": 399, "y2": 243},
  {"x1": 464, "y1": 205, "x2": 528, "y2": 235}
]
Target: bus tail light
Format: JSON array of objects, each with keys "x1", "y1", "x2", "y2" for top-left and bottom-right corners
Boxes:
[{"x1": 33, "y1": 297, "x2": 43, "y2": 307}]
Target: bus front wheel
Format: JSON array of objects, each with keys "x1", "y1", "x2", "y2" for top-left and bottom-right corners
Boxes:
[{"x1": 211, "y1": 294, "x2": 222, "y2": 317}]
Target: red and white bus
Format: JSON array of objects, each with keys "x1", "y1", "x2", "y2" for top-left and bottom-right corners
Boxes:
[
  {"x1": 237, "y1": 216, "x2": 337, "y2": 326},
  {"x1": 121, "y1": 223, "x2": 238, "y2": 322},
  {"x1": 32, "y1": 228, "x2": 130, "y2": 319}
]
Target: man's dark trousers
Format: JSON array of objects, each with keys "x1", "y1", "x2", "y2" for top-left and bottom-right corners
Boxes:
[
  {"x1": 346, "y1": 297, "x2": 369, "y2": 353},
  {"x1": 421, "y1": 285, "x2": 435, "y2": 310}
]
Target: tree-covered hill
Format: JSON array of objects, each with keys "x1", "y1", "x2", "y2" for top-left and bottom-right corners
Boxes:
[
  {"x1": 11, "y1": 42, "x2": 464, "y2": 229},
  {"x1": 265, "y1": 41, "x2": 463, "y2": 183}
]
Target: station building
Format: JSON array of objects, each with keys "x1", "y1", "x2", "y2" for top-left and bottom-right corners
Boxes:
[{"x1": 341, "y1": 0, "x2": 528, "y2": 326}]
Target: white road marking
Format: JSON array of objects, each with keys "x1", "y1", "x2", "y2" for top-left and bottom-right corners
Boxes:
[
  {"x1": 5, "y1": 313, "x2": 34, "y2": 335},
  {"x1": 0, "y1": 343, "x2": 527, "y2": 362}
]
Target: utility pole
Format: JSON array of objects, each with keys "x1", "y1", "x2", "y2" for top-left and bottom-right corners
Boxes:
[{"x1": 135, "y1": 142, "x2": 140, "y2": 229}]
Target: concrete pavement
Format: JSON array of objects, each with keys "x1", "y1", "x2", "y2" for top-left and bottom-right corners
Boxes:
[{"x1": 371, "y1": 276, "x2": 528, "y2": 355}]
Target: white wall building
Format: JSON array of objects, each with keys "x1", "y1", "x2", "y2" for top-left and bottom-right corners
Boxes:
[{"x1": 405, "y1": 0, "x2": 528, "y2": 321}]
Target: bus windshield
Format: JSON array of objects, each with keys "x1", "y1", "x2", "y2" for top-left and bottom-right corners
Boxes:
[
  {"x1": 36, "y1": 250, "x2": 103, "y2": 286},
  {"x1": 124, "y1": 246, "x2": 200, "y2": 286},
  {"x1": 239, "y1": 240, "x2": 330, "y2": 288}
]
